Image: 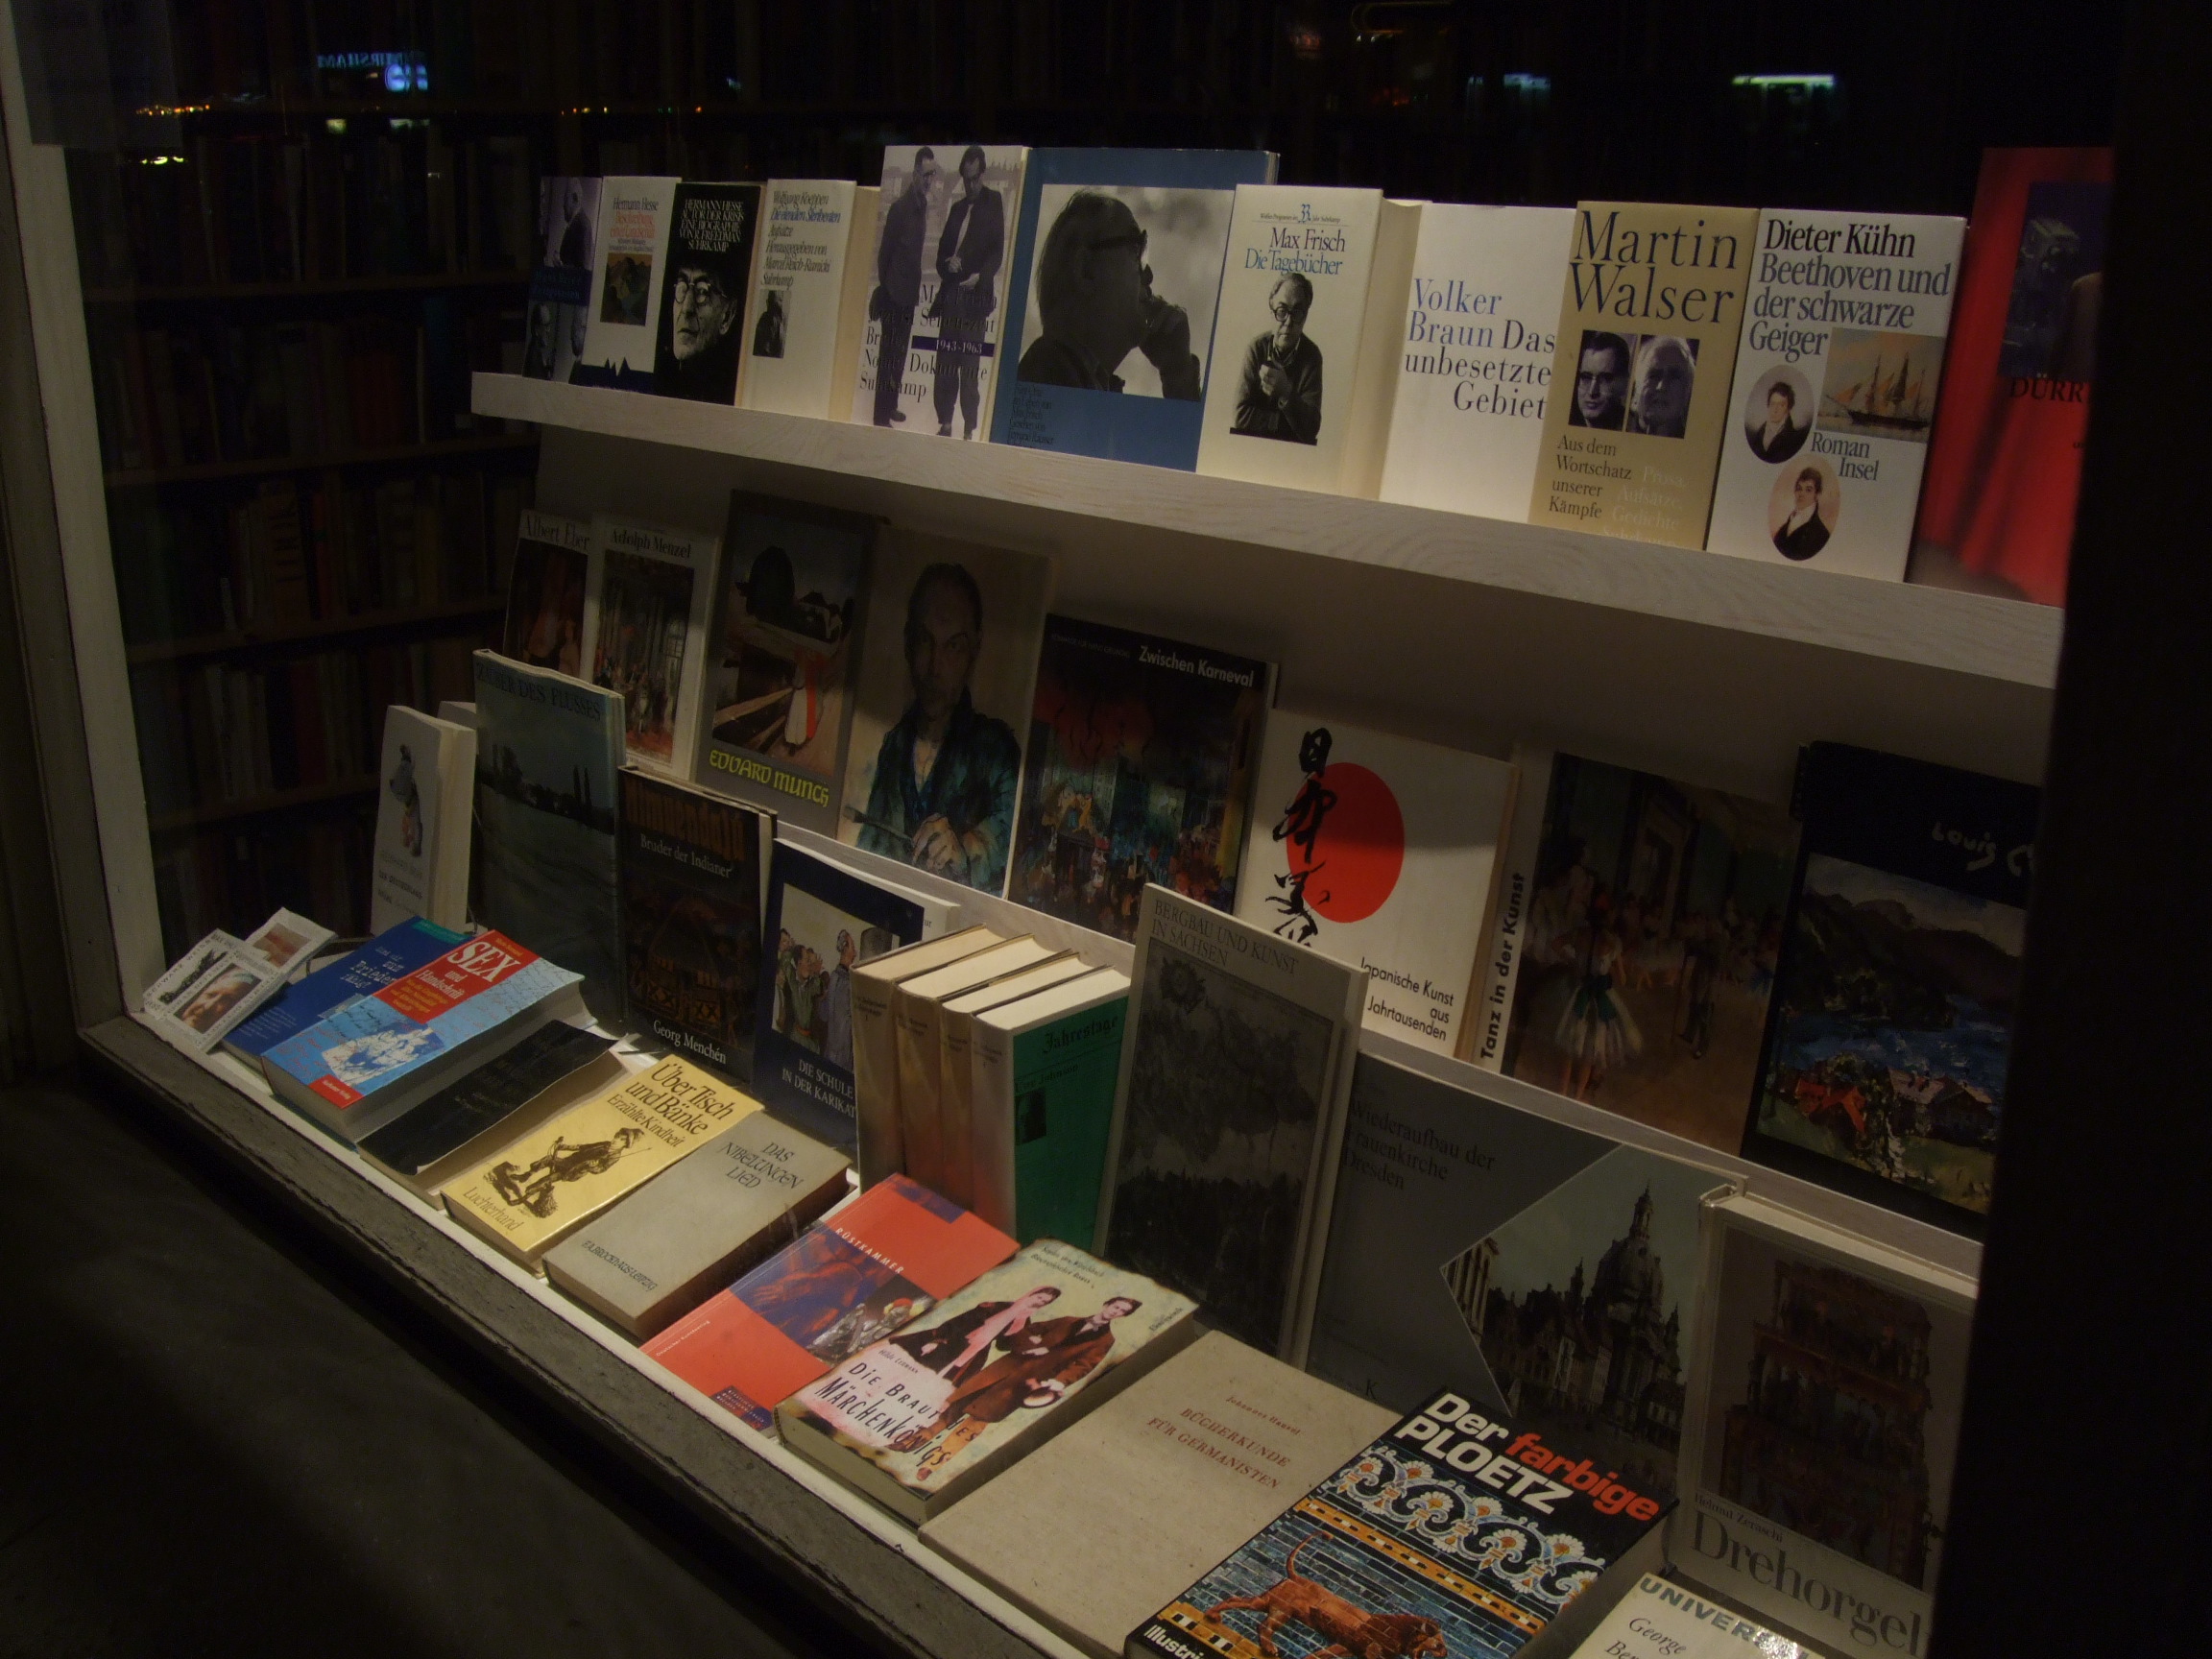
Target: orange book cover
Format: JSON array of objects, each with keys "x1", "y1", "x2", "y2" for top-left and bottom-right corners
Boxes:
[
  {"x1": 643, "y1": 1173, "x2": 1015, "y2": 1431},
  {"x1": 1912, "y1": 146, "x2": 2112, "y2": 607}
]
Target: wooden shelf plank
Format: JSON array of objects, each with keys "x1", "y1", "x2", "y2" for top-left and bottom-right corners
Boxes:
[
  {"x1": 470, "y1": 373, "x2": 2065, "y2": 692},
  {"x1": 149, "y1": 776, "x2": 375, "y2": 833},
  {"x1": 126, "y1": 598, "x2": 504, "y2": 665},
  {"x1": 83, "y1": 270, "x2": 531, "y2": 304},
  {"x1": 105, "y1": 431, "x2": 538, "y2": 489}
]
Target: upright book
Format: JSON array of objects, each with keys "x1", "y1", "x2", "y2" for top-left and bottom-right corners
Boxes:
[
  {"x1": 1745, "y1": 742, "x2": 2036, "y2": 1225},
  {"x1": 522, "y1": 176, "x2": 600, "y2": 384},
  {"x1": 837, "y1": 529, "x2": 1052, "y2": 895},
  {"x1": 1379, "y1": 204, "x2": 1576, "y2": 520},
  {"x1": 970, "y1": 967, "x2": 1130, "y2": 1243},
  {"x1": 938, "y1": 954, "x2": 1102, "y2": 1217},
  {"x1": 1675, "y1": 1192, "x2": 1974, "y2": 1657},
  {"x1": 991, "y1": 148, "x2": 1277, "y2": 468},
  {"x1": 582, "y1": 515, "x2": 718, "y2": 778},
  {"x1": 1234, "y1": 711, "x2": 1517, "y2": 1058},
  {"x1": 1527, "y1": 203, "x2": 1761, "y2": 546},
  {"x1": 578, "y1": 176, "x2": 679, "y2": 391},
  {"x1": 1307, "y1": 1052, "x2": 1729, "y2": 1504},
  {"x1": 893, "y1": 936, "x2": 1061, "y2": 1198},
  {"x1": 1095, "y1": 886, "x2": 1366, "y2": 1361},
  {"x1": 738, "y1": 180, "x2": 868, "y2": 419},
  {"x1": 1479, "y1": 748, "x2": 1800, "y2": 1153},
  {"x1": 499, "y1": 510, "x2": 594, "y2": 678},
  {"x1": 472, "y1": 651, "x2": 625, "y2": 1022},
  {"x1": 852, "y1": 926, "x2": 1007, "y2": 1188},
  {"x1": 370, "y1": 706, "x2": 475, "y2": 934},
  {"x1": 777, "y1": 1238, "x2": 1198, "y2": 1524},
  {"x1": 854, "y1": 144, "x2": 1029, "y2": 439},
  {"x1": 1911, "y1": 147, "x2": 2112, "y2": 606},
  {"x1": 1006, "y1": 615, "x2": 1272, "y2": 940},
  {"x1": 223, "y1": 916, "x2": 467, "y2": 1062},
  {"x1": 694, "y1": 490, "x2": 878, "y2": 835},
  {"x1": 642, "y1": 1172, "x2": 1017, "y2": 1431},
  {"x1": 618, "y1": 769, "x2": 771, "y2": 1082},
  {"x1": 1706, "y1": 209, "x2": 1966, "y2": 580},
  {"x1": 651, "y1": 181, "x2": 762, "y2": 404},
  {"x1": 921, "y1": 1330, "x2": 1395, "y2": 1659},
  {"x1": 1194, "y1": 185, "x2": 1420, "y2": 497},
  {"x1": 1129, "y1": 1388, "x2": 1671, "y2": 1659}
]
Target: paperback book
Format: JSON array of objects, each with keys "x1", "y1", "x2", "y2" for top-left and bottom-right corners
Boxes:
[
  {"x1": 1379, "y1": 204, "x2": 1576, "y2": 520},
  {"x1": 854, "y1": 144, "x2": 1028, "y2": 438},
  {"x1": 1746, "y1": 742, "x2": 2036, "y2": 1224},
  {"x1": 852, "y1": 926, "x2": 1006, "y2": 1188},
  {"x1": 1482, "y1": 748, "x2": 1800, "y2": 1153},
  {"x1": 738, "y1": 180, "x2": 866, "y2": 419},
  {"x1": 582, "y1": 515, "x2": 718, "y2": 777},
  {"x1": 962, "y1": 963, "x2": 1123, "y2": 1238},
  {"x1": 499, "y1": 511, "x2": 593, "y2": 679},
  {"x1": 837, "y1": 530, "x2": 1052, "y2": 895},
  {"x1": 991, "y1": 147, "x2": 1277, "y2": 468},
  {"x1": 695, "y1": 491, "x2": 878, "y2": 835},
  {"x1": 1707, "y1": 209, "x2": 1966, "y2": 580},
  {"x1": 578, "y1": 176, "x2": 678, "y2": 391},
  {"x1": 618, "y1": 769, "x2": 771, "y2": 1082},
  {"x1": 370, "y1": 706, "x2": 474, "y2": 934},
  {"x1": 224, "y1": 916, "x2": 467, "y2": 1062},
  {"x1": 778, "y1": 1238, "x2": 1198, "y2": 1524},
  {"x1": 522, "y1": 176, "x2": 600, "y2": 384},
  {"x1": 472, "y1": 651, "x2": 624, "y2": 1022},
  {"x1": 1567, "y1": 1575, "x2": 1807, "y2": 1659},
  {"x1": 1528, "y1": 204, "x2": 1761, "y2": 546},
  {"x1": 1911, "y1": 147, "x2": 2112, "y2": 606},
  {"x1": 1307, "y1": 1053, "x2": 1729, "y2": 1503},
  {"x1": 1130, "y1": 1388, "x2": 1671, "y2": 1659},
  {"x1": 1096, "y1": 886, "x2": 1366, "y2": 1361},
  {"x1": 144, "y1": 909, "x2": 331, "y2": 1053},
  {"x1": 642, "y1": 1172, "x2": 1017, "y2": 1431},
  {"x1": 1235, "y1": 712, "x2": 1517, "y2": 1057},
  {"x1": 1007, "y1": 615, "x2": 1272, "y2": 940},
  {"x1": 652, "y1": 181, "x2": 762, "y2": 403},
  {"x1": 893, "y1": 937, "x2": 1061, "y2": 1198}
]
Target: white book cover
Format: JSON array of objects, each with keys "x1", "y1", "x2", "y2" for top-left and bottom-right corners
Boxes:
[
  {"x1": 1567, "y1": 1575, "x2": 1809, "y2": 1659},
  {"x1": 852, "y1": 145, "x2": 1028, "y2": 439},
  {"x1": 1194, "y1": 185, "x2": 1416, "y2": 497},
  {"x1": 1378, "y1": 204, "x2": 1575, "y2": 520},
  {"x1": 581, "y1": 516, "x2": 718, "y2": 779},
  {"x1": 579, "y1": 176, "x2": 679, "y2": 390},
  {"x1": 1706, "y1": 210, "x2": 1965, "y2": 580},
  {"x1": 1234, "y1": 714, "x2": 1516, "y2": 1060},
  {"x1": 739, "y1": 180, "x2": 862, "y2": 418},
  {"x1": 143, "y1": 909, "x2": 332, "y2": 1052},
  {"x1": 371, "y1": 706, "x2": 475, "y2": 934}
]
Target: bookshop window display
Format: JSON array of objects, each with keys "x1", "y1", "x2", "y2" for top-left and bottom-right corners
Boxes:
[{"x1": 4, "y1": 5, "x2": 2132, "y2": 1657}]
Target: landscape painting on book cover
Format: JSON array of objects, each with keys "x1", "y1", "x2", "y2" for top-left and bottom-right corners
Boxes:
[
  {"x1": 1755, "y1": 854, "x2": 2022, "y2": 1216},
  {"x1": 1504, "y1": 756, "x2": 1798, "y2": 1150}
]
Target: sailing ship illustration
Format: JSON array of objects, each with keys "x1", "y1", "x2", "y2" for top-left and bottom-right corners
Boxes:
[{"x1": 1819, "y1": 341, "x2": 1936, "y2": 437}]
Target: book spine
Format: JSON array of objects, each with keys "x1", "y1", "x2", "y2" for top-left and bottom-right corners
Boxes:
[
  {"x1": 937, "y1": 1007, "x2": 977, "y2": 1210},
  {"x1": 852, "y1": 974, "x2": 903, "y2": 1187},
  {"x1": 1469, "y1": 744, "x2": 1553, "y2": 1071},
  {"x1": 893, "y1": 992, "x2": 944, "y2": 1195},
  {"x1": 969, "y1": 1020, "x2": 1017, "y2": 1234},
  {"x1": 1341, "y1": 198, "x2": 1423, "y2": 499}
]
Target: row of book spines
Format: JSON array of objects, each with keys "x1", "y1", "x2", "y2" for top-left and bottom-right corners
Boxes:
[
  {"x1": 69, "y1": 133, "x2": 540, "y2": 292},
  {"x1": 131, "y1": 634, "x2": 479, "y2": 814},
  {"x1": 221, "y1": 474, "x2": 505, "y2": 632},
  {"x1": 154, "y1": 814, "x2": 369, "y2": 953}
]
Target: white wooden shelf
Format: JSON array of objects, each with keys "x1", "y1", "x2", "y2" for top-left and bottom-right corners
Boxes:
[{"x1": 472, "y1": 373, "x2": 2062, "y2": 692}]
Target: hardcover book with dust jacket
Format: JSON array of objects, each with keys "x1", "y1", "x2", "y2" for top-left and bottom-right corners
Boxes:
[
  {"x1": 737, "y1": 180, "x2": 865, "y2": 419},
  {"x1": 1744, "y1": 742, "x2": 2036, "y2": 1226},
  {"x1": 1006, "y1": 614, "x2": 1272, "y2": 942},
  {"x1": 990, "y1": 148, "x2": 1277, "y2": 468},
  {"x1": 694, "y1": 491, "x2": 878, "y2": 836},
  {"x1": 522, "y1": 176, "x2": 599, "y2": 384},
  {"x1": 1379, "y1": 204, "x2": 1575, "y2": 520},
  {"x1": 1675, "y1": 1192, "x2": 1974, "y2": 1658},
  {"x1": 578, "y1": 176, "x2": 678, "y2": 391},
  {"x1": 370, "y1": 706, "x2": 474, "y2": 935},
  {"x1": 921, "y1": 1330, "x2": 1394, "y2": 1659},
  {"x1": 618, "y1": 768, "x2": 771, "y2": 1083},
  {"x1": 651, "y1": 181, "x2": 762, "y2": 404},
  {"x1": 852, "y1": 144, "x2": 1028, "y2": 439},
  {"x1": 1095, "y1": 886, "x2": 1366, "y2": 1362},
  {"x1": 777, "y1": 1238, "x2": 1198, "y2": 1524},
  {"x1": 499, "y1": 511, "x2": 593, "y2": 679},
  {"x1": 1129, "y1": 1387, "x2": 1670, "y2": 1659},
  {"x1": 1706, "y1": 210, "x2": 1965, "y2": 580},
  {"x1": 1234, "y1": 711, "x2": 1516, "y2": 1058},
  {"x1": 1527, "y1": 203, "x2": 1761, "y2": 546},
  {"x1": 642, "y1": 1172, "x2": 1016, "y2": 1431},
  {"x1": 581, "y1": 515, "x2": 718, "y2": 779},
  {"x1": 472, "y1": 651, "x2": 625, "y2": 1022},
  {"x1": 1307, "y1": 1052, "x2": 1729, "y2": 1499},
  {"x1": 1195, "y1": 185, "x2": 1419, "y2": 498}
]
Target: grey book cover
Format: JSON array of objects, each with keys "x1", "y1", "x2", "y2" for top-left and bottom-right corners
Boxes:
[
  {"x1": 543, "y1": 1111, "x2": 850, "y2": 1337},
  {"x1": 358, "y1": 1022, "x2": 616, "y2": 1186}
]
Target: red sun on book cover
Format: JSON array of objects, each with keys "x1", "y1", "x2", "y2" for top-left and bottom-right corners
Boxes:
[
  {"x1": 1912, "y1": 146, "x2": 2113, "y2": 608},
  {"x1": 1283, "y1": 762, "x2": 1405, "y2": 925}
]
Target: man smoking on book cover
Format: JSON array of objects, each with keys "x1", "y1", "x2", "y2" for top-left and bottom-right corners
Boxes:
[
  {"x1": 1019, "y1": 191, "x2": 1202, "y2": 399},
  {"x1": 1232, "y1": 272, "x2": 1322, "y2": 444}
]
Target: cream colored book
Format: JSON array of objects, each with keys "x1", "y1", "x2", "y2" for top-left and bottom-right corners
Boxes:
[
  {"x1": 892, "y1": 937, "x2": 1055, "y2": 1196},
  {"x1": 936, "y1": 951, "x2": 1092, "y2": 1210},
  {"x1": 1527, "y1": 203, "x2": 1760, "y2": 547},
  {"x1": 921, "y1": 1331, "x2": 1393, "y2": 1659},
  {"x1": 444, "y1": 1056, "x2": 759, "y2": 1269},
  {"x1": 851, "y1": 926, "x2": 1005, "y2": 1188},
  {"x1": 830, "y1": 186, "x2": 880, "y2": 419},
  {"x1": 736, "y1": 180, "x2": 865, "y2": 419}
]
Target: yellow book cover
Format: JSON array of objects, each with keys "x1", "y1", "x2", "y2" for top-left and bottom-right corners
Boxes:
[
  {"x1": 445, "y1": 1056, "x2": 760, "y2": 1267},
  {"x1": 1528, "y1": 203, "x2": 1760, "y2": 547}
]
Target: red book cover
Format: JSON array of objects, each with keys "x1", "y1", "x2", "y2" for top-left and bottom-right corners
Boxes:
[
  {"x1": 1912, "y1": 147, "x2": 2113, "y2": 607},
  {"x1": 643, "y1": 1175, "x2": 1017, "y2": 1431}
]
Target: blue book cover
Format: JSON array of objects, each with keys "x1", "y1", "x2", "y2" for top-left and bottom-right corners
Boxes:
[
  {"x1": 989, "y1": 149, "x2": 1275, "y2": 469},
  {"x1": 753, "y1": 843, "x2": 926, "y2": 1154},
  {"x1": 225, "y1": 918, "x2": 467, "y2": 1059}
]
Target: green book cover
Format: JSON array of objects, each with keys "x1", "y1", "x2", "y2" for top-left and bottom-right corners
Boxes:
[{"x1": 1009, "y1": 994, "x2": 1125, "y2": 1245}]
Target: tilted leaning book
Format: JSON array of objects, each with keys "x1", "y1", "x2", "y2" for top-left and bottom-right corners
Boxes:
[
  {"x1": 577, "y1": 175, "x2": 679, "y2": 391},
  {"x1": 1095, "y1": 886, "x2": 1365, "y2": 1362},
  {"x1": 651, "y1": 181, "x2": 762, "y2": 404},
  {"x1": 370, "y1": 705, "x2": 474, "y2": 935}
]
